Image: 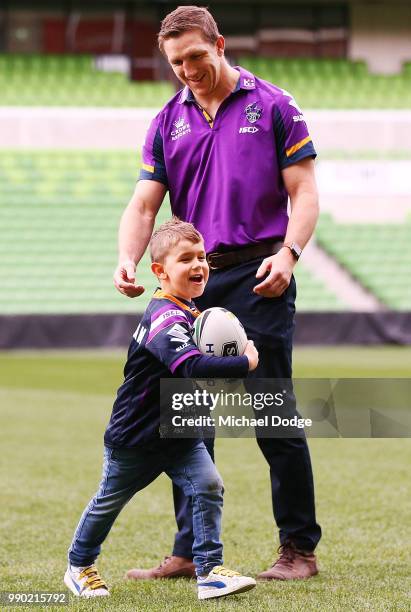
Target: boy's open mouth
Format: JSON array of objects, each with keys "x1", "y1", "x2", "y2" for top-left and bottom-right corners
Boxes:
[{"x1": 189, "y1": 274, "x2": 203, "y2": 283}]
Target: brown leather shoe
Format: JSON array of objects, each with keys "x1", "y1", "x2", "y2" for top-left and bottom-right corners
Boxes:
[
  {"x1": 257, "y1": 543, "x2": 319, "y2": 580},
  {"x1": 125, "y1": 555, "x2": 196, "y2": 580}
]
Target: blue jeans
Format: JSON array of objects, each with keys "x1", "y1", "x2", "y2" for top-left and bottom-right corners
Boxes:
[{"x1": 68, "y1": 440, "x2": 224, "y2": 576}]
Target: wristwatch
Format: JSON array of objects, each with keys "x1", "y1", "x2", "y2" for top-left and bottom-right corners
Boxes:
[{"x1": 282, "y1": 241, "x2": 302, "y2": 261}]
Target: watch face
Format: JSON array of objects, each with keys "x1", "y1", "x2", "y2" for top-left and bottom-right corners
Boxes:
[
  {"x1": 292, "y1": 243, "x2": 302, "y2": 257},
  {"x1": 283, "y1": 242, "x2": 302, "y2": 259}
]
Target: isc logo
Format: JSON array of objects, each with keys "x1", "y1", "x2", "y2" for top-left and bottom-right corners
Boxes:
[{"x1": 239, "y1": 126, "x2": 259, "y2": 134}]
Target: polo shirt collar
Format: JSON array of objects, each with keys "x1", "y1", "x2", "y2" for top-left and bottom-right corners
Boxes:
[
  {"x1": 178, "y1": 86, "x2": 196, "y2": 104},
  {"x1": 178, "y1": 66, "x2": 256, "y2": 104},
  {"x1": 234, "y1": 66, "x2": 256, "y2": 92}
]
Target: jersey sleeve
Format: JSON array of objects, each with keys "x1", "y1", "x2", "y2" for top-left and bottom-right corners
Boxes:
[
  {"x1": 145, "y1": 305, "x2": 201, "y2": 373},
  {"x1": 274, "y1": 89, "x2": 317, "y2": 169},
  {"x1": 176, "y1": 354, "x2": 249, "y2": 378},
  {"x1": 139, "y1": 113, "x2": 168, "y2": 186}
]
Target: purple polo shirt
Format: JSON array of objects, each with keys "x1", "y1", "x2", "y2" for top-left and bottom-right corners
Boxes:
[{"x1": 139, "y1": 67, "x2": 316, "y2": 253}]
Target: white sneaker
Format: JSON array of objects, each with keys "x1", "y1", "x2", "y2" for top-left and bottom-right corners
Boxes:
[
  {"x1": 197, "y1": 565, "x2": 256, "y2": 600},
  {"x1": 64, "y1": 564, "x2": 110, "y2": 597}
]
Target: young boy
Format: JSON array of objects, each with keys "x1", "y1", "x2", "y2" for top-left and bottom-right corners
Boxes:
[{"x1": 64, "y1": 218, "x2": 259, "y2": 601}]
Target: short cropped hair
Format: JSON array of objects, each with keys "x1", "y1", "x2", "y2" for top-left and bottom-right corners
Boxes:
[
  {"x1": 158, "y1": 5, "x2": 220, "y2": 53},
  {"x1": 150, "y1": 217, "x2": 203, "y2": 263}
]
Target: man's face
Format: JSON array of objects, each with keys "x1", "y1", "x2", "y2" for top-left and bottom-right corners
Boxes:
[
  {"x1": 163, "y1": 29, "x2": 225, "y2": 98},
  {"x1": 160, "y1": 239, "x2": 209, "y2": 301}
]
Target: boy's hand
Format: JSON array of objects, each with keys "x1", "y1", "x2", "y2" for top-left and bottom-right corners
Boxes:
[
  {"x1": 244, "y1": 340, "x2": 259, "y2": 371},
  {"x1": 113, "y1": 260, "x2": 145, "y2": 297}
]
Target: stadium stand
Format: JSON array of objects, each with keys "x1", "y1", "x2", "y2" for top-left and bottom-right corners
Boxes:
[
  {"x1": 1, "y1": 54, "x2": 411, "y2": 108},
  {"x1": 0, "y1": 54, "x2": 174, "y2": 107},
  {"x1": 239, "y1": 57, "x2": 411, "y2": 109},
  {"x1": 316, "y1": 214, "x2": 411, "y2": 310},
  {"x1": 0, "y1": 151, "x2": 343, "y2": 314},
  {"x1": 293, "y1": 264, "x2": 344, "y2": 311}
]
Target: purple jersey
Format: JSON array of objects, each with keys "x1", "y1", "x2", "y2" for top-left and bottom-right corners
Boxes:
[
  {"x1": 140, "y1": 67, "x2": 316, "y2": 253},
  {"x1": 104, "y1": 290, "x2": 248, "y2": 447},
  {"x1": 104, "y1": 291, "x2": 202, "y2": 446}
]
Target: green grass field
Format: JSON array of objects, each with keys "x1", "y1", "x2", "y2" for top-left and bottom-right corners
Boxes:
[{"x1": 0, "y1": 348, "x2": 410, "y2": 611}]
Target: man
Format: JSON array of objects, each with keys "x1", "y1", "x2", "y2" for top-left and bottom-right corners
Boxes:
[{"x1": 114, "y1": 5, "x2": 321, "y2": 581}]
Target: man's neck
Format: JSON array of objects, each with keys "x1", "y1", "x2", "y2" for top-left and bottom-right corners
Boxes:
[{"x1": 194, "y1": 64, "x2": 239, "y2": 112}]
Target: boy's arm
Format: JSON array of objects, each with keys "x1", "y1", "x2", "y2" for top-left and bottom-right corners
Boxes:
[
  {"x1": 174, "y1": 354, "x2": 249, "y2": 378},
  {"x1": 145, "y1": 308, "x2": 258, "y2": 377}
]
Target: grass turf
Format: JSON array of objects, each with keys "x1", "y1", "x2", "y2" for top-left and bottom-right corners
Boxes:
[{"x1": 0, "y1": 348, "x2": 410, "y2": 611}]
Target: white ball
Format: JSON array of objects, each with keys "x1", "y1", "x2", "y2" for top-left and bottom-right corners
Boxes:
[{"x1": 193, "y1": 307, "x2": 248, "y2": 357}]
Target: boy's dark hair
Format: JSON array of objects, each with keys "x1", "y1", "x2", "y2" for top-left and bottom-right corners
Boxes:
[
  {"x1": 158, "y1": 5, "x2": 220, "y2": 53},
  {"x1": 150, "y1": 217, "x2": 203, "y2": 263}
]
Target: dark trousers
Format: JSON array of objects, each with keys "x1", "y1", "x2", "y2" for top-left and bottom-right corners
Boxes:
[{"x1": 172, "y1": 257, "x2": 322, "y2": 556}]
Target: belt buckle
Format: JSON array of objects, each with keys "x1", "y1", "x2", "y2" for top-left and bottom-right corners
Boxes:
[{"x1": 207, "y1": 252, "x2": 222, "y2": 270}]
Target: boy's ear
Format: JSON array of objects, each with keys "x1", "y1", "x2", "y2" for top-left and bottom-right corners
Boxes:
[{"x1": 151, "y1": 261, "x2": 167, "y2": 279}]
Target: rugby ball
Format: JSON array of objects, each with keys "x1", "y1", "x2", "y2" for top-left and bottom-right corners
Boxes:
[{"x1": 193, "y1": 307, "x2": 248, "y2": 357}]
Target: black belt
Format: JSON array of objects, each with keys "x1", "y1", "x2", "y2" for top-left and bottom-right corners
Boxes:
[{"x1": 207, "y1": 240, "x2": 284, "y2": 270}]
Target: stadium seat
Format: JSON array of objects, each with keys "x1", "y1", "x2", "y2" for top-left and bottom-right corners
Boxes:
[
  {"x1": 239, "y1": 57, "x2": 411, "y2": 109},
  {"x1": 1, "y1": 54, "x2": 411, "y2": 108},
  {"x1": 316, "y1": 215, "x2": 411, "y2": 310},
  {"x1": 0, "y1": 151, "x2": 344, "y2": 314},
  {"x1": 0, "y1": 54, "x2": 174, "y2": 107}
]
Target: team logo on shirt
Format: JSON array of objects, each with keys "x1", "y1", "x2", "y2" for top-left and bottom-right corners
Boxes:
[
  {"x1": 245, "y1": 102, "x2": 263, "y2": 124},
  {"x1": 171, "y1": 117, "x2": 191, "y2": 140}
]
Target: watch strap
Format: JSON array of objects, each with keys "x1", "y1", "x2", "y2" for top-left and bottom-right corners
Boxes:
[{"x1": 282, "y1": 241, "x2": 302, "y2": 260}]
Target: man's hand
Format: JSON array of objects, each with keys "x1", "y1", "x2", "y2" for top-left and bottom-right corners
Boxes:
[
  {"x1": 253, "y1": 248, "x2": 296, "y2": 298},
  {"x1": 114, "y1": 180, "x2": 166, "y2": 299},
  {"x1": 113, "y1": 260, "x2": 145, "y2": 298}
]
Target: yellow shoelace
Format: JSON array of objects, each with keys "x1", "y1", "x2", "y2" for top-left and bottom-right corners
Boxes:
[
  {"x1": 211, "y1": 566, "x2": 241, "y2": 577},
  {"x1": 79, "y1": 565, "x2": 107, "y2": 590}
]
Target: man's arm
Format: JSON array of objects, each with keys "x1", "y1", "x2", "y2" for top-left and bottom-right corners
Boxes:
[
  {"x1": 254, "y1": 157, "x2": 319, "y2": 298},
  {"x1": 114, "y1": 180, "x2": 167, "y2": 297}
]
